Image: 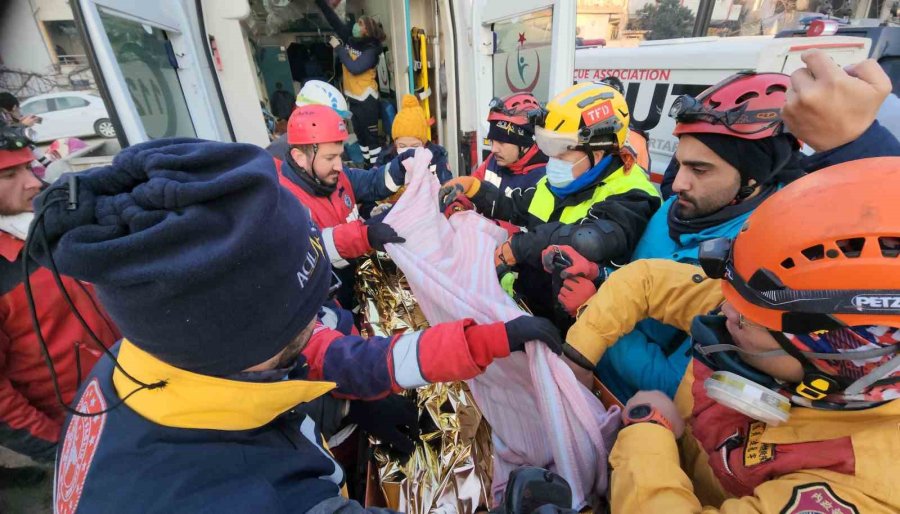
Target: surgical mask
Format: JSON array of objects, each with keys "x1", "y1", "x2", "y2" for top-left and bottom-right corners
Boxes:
[
  {"x1": 352, "y1": 23, "x2": 363, "y2": 38},
  {"x1": 545, "y1": 155, "x2": 586, "y2": 188}
]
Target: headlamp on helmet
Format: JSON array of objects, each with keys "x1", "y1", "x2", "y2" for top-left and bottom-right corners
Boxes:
[{"x1": 0, "y1": 124, "x2": 33, "y2": 151}]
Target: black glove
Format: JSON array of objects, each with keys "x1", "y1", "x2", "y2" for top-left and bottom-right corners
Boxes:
[
  {"x1": 366, "y1": 221, "x2": 405, "y2": 251},
  {"x1": 347, "y1": 394, "x2": 420, "y2": 461},
  {"x1": 504, "y1": 316, "x2": 563, "y2": 354}
]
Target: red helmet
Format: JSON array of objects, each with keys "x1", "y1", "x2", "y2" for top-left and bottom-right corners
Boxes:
[
  {"x1": 487, "y1": 93, "x2": 542, "y2": 126},
  {"x1": 287, "y1": 104, "x2": 349, "y2": 145},
  {"x1": 0, "y1": 148, "x2": 34, "y2": 171},
  {"x1": 672, "y1": 71, "x2": 790, "y2": 140}
]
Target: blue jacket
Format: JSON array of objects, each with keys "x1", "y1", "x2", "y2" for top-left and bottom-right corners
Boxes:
[
  {"x1": 597, "y1": 122, "x2": 900, "y2": 402},
  {"x1": 54, "y1": 341, "x2": 399, "y2": 514},
  {"x1": 55, "y1": 307, "x2": 510, "y2": 513},
  {"x1": 594, "y1": 196, "x2": 751, "y2": 401}
]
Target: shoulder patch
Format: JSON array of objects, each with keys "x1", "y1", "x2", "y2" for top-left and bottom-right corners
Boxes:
[
  {"x1": 56, "y1": 379, "x2": 108, "y2": 514},
  {"x1": 780, "y1": 483, "x2": 859, "y2": 514}
]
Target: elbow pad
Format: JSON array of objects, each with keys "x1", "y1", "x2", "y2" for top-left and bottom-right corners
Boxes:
[{"x1": 550, "y1": 221, "x2": 619, "y2": 263}]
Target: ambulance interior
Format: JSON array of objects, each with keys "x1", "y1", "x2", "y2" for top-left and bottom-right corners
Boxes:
[{"x1": 240, "y1": 0, "x2": 457, "y2": 166}]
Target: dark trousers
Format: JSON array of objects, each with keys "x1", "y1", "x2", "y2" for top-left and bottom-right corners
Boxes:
[{"x1": 348, "y1": 96, "x2": 382, "y2": 165}]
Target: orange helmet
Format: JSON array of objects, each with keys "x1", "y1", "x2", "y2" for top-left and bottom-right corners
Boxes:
[
  {"x1": 699, "y1": 157, "x2": 900, "y2": 334},
  {"x1": 697, "y1": 157, "x2": 900, "y2": 403}
]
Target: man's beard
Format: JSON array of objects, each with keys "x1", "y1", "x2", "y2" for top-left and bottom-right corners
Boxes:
[{"x1": 676, "y1": 194, "x2": 713, "y2": 219}]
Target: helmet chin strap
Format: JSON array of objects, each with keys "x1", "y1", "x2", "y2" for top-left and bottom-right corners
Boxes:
[
  {"x1": 733, "y1": 181, "x2": 758, "y2": 203},
  {"x1": 580, "y1": 144, "x2": 596, "y2": 169},
  {"x1": 306, "y1": 143, "x2": 324, "y2": 185},
  {"x1": 733, "y1": 150, "x2": 792, "y2": 203}
]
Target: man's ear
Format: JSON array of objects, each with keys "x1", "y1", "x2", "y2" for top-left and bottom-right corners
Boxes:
[{"x1": 290, "y1": 148, "x2": 308, "y2": 169}]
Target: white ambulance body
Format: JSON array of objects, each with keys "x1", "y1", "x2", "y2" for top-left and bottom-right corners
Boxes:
[
  {"x1": 70, "y1": 1, "x2": 871, "y2": 180},
  {"x1": 574, "y1": 35, "x2": 871, "y2": 181}
]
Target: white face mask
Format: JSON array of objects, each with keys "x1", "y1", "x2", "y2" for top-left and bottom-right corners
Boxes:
[{"x1": 545, "y1": 155, "x2": 587, "y2": 188}]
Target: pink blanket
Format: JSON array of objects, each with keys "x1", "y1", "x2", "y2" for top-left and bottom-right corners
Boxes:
[{"x1": 384, "y1": 150, "x2": 620, "y2": 509}]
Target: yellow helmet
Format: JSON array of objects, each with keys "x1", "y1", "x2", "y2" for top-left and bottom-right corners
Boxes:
[{"x1": 536, "y1": 82, "x2": 631, "y2": 158}]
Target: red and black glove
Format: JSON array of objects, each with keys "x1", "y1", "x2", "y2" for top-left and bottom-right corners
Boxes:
[
  {"x1": 438, "y1": 176, "x2": 481, "y2": 215},
  {"x1": 442, "y1": 194, "x2": 474, "y2": 218},
  {"x1": 558, "y1": 275, "x2": 597, "y2": 317},
  {"x1": 540, "y1": 245, "x2": 599, "y2": 280}
]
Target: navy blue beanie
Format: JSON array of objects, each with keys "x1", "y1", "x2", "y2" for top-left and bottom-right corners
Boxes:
[{"x1": 30, "y1": 138, "x2": 331, "y2": 376}]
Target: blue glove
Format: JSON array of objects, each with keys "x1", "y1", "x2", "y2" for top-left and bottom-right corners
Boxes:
[{"x1": 387, "y1": 148, "x2": 417, "y2": 186}]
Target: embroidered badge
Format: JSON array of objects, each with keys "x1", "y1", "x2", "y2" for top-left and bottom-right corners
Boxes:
[
  {"x1": 56, "y1": 379, "x2": 108, "y2": 514},
  {"x1": 780, "y1": 483, "x2": 859, "y2": 514}
]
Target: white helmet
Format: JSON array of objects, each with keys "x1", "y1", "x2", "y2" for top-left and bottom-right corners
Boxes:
[{"x1": 295, "y1": 80, "x2": 351, "y2": 119}]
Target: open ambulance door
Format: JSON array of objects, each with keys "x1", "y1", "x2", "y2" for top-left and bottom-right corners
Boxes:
[
  {"x1": 471, "y1": 0, "x2": 576, "y2": 161},
  {"x1": 72, "y1": 0, "x2": 234, "y2": 147}
]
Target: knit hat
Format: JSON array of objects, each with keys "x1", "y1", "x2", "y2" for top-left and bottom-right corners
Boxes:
[
  {"x1": 30, "y1": 138, "x2": 331, "y2": 376},
  {"x1": 488, "y1": 119, "x2": 535, "y2": 149},
  {"x1": 693, "y1": 133, "x2": 800, "y2": 187},
  {"x1": 392, "y1": 94, "x2": 429, "y2": 143}
]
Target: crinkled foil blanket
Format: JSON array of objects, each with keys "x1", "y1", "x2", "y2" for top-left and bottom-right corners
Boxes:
[{"x1": 356, "y1": 255, "x2": 493, "y2": 513}]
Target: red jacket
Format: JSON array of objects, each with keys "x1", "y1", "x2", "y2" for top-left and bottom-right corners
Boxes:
[
  {"x1": 0, "y1": 232, "x2": 119, "y2": 462},
  {"x1": 303, "y1": 314, "x2": 510, "y2": 400},
  {"x1": 277, "y1": 161, "x2": 371, "y2": 269}
]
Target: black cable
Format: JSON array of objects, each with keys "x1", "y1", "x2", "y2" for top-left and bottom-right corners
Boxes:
[
  {"x1": 22, "y1": 192, "x2": 163, "y2": 418},
  {"x1": 37, "y1": 213, "x2": 155, "y2": 389}
]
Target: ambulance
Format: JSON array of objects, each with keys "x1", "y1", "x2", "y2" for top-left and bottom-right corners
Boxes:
[
  {"x1": 574, "y1": 34, "x2": 873, "y2": 179},
  {"x1": 70, "y1": 0, "x2": 874, "y2": 179}
]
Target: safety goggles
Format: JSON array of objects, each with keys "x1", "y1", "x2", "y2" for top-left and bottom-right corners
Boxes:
[
  {"x1": 699, "y1": 237, "x2": 900, "y2": 333},
  {"x1": 534, "y1": 121, "x2": 620, "y2": 158},
  {"x1": 669, "y1": 70, "x2": 784, "y2": 136},
  {"x1": 534, "y1": 126, "x2": 580, "y2": 157},
  {"x1": 669, "y1": 95, "x2": 783, "y2": 136}
]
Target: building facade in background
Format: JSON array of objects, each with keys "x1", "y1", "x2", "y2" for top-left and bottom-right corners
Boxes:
[{"x1": 0, "y1": 0, "x2": 95, "y2": 99}]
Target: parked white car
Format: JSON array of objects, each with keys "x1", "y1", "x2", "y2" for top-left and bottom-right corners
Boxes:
[{"x1": 19, "y1": 92, "x2": 116, "y2": 143}]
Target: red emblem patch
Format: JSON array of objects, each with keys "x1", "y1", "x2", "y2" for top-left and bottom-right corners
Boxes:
[
  {"x1": 581, "y1": 100, "x2": 613, "y2": 126},
  {"x1": 780, "y1": 483, "x2": 859, "y2": 514},
  {"x1": 56, "y1": 379, "x2": 108, "y2": 514}
]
